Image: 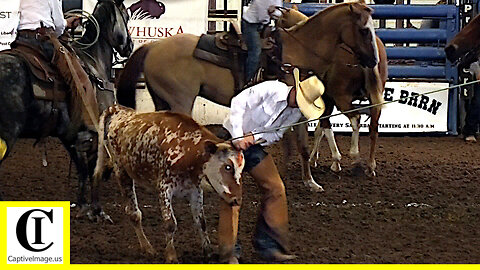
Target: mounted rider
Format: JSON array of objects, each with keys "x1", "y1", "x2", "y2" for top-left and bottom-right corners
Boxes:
[
  {"x1": 13, "y1": 0, "x2": 99, "y2": 133},
  {"x1": 242, "y1": 0, "x2": 283, "y2": 83}
]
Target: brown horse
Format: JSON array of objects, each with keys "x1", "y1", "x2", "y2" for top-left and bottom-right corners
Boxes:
[
  {"x1": 277, "y1": 5, "x2": 388, "y2": 176},
  {"x1": 445, "y1": 11, "x2": 480, "y2": 67},
  {"x1": 115, "y1": 1, "x2": 382, "y2": 190}
]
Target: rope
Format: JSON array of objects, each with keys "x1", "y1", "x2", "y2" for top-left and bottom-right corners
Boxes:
[
  {"x1": 228, "y1": 79, "x2": 480, "y2": 142},
  {"x1": 64, "y1": 9, "x2": 100, "y2": 50}
]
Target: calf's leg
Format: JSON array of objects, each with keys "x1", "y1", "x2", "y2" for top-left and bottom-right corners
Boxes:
[
  {"x1": 158, "y1": 185, "x2": 178, "y2": 263},
  {"x1": 189, "y1": 187, "x2": 212, "y2": 260},
  {"x1": 116, "y1": 168, "x2": 156, "y2": 256}
]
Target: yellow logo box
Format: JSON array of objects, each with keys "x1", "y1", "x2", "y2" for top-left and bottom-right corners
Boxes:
[{"x1": 0, "y1": 201, "x2": 70, "y2": 268}]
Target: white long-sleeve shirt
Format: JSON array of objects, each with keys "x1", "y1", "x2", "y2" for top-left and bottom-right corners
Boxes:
[
  {"x1": 243, "y1": 0, "x2": 282, "y2": 24},
  {"x1": 18, "y1": 0, "x2": 66, "y2": 37},
  {"x1": 223, "y1": 80, "x2": 303, "y2": 146}
]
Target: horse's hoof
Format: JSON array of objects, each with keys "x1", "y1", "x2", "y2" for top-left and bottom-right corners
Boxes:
[
  {"x1": 75, "y1": 204, "x2": 90, "y2": 219},
  {"x1": 330, "y1": 162, "x2": 341, "y2": 172},
  {"x1": 365, "y1": 168, "x2": 376, "y2": 178},
  {"x1": 305, "y1": 180, "x2": 324, "y2": 193}
]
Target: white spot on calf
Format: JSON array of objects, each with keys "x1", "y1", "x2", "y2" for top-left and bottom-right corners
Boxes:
[{"x1": 166, "y1": 145, "x2": 185, "y2": 165}]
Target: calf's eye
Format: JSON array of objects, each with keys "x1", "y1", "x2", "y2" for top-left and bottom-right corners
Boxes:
[{"x1": 225, "y1": 165, "x2": 232, "y2": 171}]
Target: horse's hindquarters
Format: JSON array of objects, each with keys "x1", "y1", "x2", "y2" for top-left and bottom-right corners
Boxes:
[
  {"x1": 0, "y1": 55, "x2": 33, "y2": 152},
  {"x1": 142, "y1": 34, "x2": 235, "y2": 112}
]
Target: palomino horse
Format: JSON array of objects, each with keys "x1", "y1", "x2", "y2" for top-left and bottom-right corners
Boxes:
[
  {"x1": 277, "y1": 5, "x2": 388, "y2": 176},
  {"x1": 115, "y1": 1, "x2": 382, "y2": 190},
  {"x1": 445, "y1": 11, "x2": 480, "y2": 67},
  {"x1": 0, "y1": 0, "x2": 133, "y2": 216}
]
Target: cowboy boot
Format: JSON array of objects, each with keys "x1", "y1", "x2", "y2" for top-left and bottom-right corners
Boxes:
[{"x1": 249, "y1": 154, "x2": 296, "y2": 262}]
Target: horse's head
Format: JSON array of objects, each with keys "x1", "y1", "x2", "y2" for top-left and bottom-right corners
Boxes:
[
  {"x1": 445, "y1": 13, "x2": 480, "y2": 66},
  {"x1": 203, "y1": 141, "x2": 244, "y2": 207},
  {"x1": 340, "y1": 2, "x2": 379, "y2": 68},
  {"x1": 276, "y1": 5, "x2": 308, "y2": 29},
  {"x1": 95, "y1": 0, "x2": 134, "y2": 57}
]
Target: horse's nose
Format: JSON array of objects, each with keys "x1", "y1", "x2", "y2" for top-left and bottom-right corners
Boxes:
[{"x1": 445, "y1": 44, "x2": 458, "y2": 63}]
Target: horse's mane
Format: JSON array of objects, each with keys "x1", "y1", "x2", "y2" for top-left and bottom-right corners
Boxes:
[{"x1": 287, "y1": 3, "x2": 351, "y2": 33}]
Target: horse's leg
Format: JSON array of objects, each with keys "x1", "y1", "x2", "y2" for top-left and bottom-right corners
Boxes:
[
  {"x1": 116, "y1": 167, "x2": 156, "y2": 256},
  {"x1": 309, "y1": 103, "x2": 342, "y2": 172},
  {"x1": 347, "y1": 114, "x2": 361, "y2": 164},
  {"x1": 295, "y1": 123, "x2": 324, "y2": 192},
  {"x1": 309, "y1": 123, "x2": 325, "y2": 168},
  {"x1": 60, "y1": 138, "x2": 90, "y2": 215},
  {"x1": 333, "y1": 96, "x2": 361, "y2": 166},
  {"x1": 158, "y1": 184, "x2": 178, "y2": 263},
  {"x1": 188, "y1": 187, "x2": 212, "y2": 261},
  {"x1": 366, "y1": 106, "x2": 381, "y2": 177},
  {"x1": 90, "y1": 131, "x2": 113, "y2": 223},
  {"x1": 324, "y1": 127, "x2": 342, "y2": 172},
  {"x1": 280, "y1": 128, "x2": 295, "y2": 177}
]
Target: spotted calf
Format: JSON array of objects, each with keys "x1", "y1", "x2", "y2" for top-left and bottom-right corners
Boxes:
[{"x1": 94, "y1": 105, "x2": 244, "y2": 263}]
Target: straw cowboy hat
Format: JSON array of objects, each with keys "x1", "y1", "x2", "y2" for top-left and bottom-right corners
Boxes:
[{"x1": 293, "y1": 68, "x2": 325, "y2": 120}]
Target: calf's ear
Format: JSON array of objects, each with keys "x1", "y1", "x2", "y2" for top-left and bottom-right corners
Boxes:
[{"x1": 204, "y1": 140, "x2": 218, "y2": 155}]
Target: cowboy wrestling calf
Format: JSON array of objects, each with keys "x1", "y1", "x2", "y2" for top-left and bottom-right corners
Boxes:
[{"x1": 93, "y1": 104, "x2": 245, "y2": 263}]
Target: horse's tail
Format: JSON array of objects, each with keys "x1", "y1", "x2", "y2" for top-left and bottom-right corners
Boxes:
[
  {"x1": 365, "y1": 65, "x2": 385, "y2": 109},
  {"x1": 93, "y1": 107, "x2": 110, "y2": 181},
  {"x1": 116, "y1": 45, "x2": 151, "y2": 108}
]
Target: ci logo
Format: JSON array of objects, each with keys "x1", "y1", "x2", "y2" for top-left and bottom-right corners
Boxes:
[{"x1": 15, "y1": 209, "x2": 54, "y2": 252}]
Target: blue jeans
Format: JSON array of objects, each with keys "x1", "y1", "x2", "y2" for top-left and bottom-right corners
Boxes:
[
  {"x1": 464, "y1": 84, "x2": 480, "y2": 137},
  {"x1": 242, "y1": 20, "x2": 263, "y2": 82}
]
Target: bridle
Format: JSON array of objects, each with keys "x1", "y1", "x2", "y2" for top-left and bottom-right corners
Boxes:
[{"x1": 97, "y1": 0, "x2": 132, "y2": 65}]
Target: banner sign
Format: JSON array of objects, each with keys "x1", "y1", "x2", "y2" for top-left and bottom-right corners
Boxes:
[
  {"x1": 307, "y1": 82, "x2": 450, "y2": 133},
  {"x1": 0, "y1": 0, "x2": 20, "y2": 51},
  {"x1": 84, "y1": 0, "x2": 208, "y2": 51}
]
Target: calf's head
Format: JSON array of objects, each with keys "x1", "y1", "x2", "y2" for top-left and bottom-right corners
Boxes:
[{"x1": 202, "y1": 141, "x2": 244, "y2": 206}]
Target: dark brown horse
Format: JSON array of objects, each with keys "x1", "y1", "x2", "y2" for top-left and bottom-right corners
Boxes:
[
  {"x1": 445, "y1": 11, "x2": 480, "y2": 67},
  {"x1": 115, "y1": 1, "x2": 383, "y2": 190},
  {"x1": 278, "y1": 5, "x2": 388, "y2": 177}
]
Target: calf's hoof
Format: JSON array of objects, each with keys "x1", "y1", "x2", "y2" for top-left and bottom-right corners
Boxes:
[
  {"x1": 330, "y1": 162, "x2": 341, "y2": 172},
  {"x1": 165, "y1": 254, "x2": 179, "y2": 264},
  {"x1": 365, "y1": 168, "x2": 376, "y2": 178},
  {"x1": 227, "y1": 257, "x2": 239, "y2": 264},
  {"x1": 304, "y1": 178, "x2": 324, "y2": 192}
]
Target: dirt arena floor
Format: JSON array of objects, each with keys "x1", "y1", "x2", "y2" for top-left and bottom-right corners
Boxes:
[{"x1": 1, "y1": 134, "x2": 480, "y2": 264}]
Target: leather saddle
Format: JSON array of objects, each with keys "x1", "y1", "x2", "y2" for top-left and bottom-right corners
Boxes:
[
  {"x1": 214, "y1": 22, "x2": 274, "y2": 52},
  {"x1": 193, "y1": 22, "x2": 278, "y2": 92}
]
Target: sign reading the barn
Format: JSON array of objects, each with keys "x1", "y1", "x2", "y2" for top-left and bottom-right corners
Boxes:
[
  {"x1": 0, "y1": 0, "x2": 20, "y2": 51},
  {"x1": 84, "y1": 0, "x2": 208, "y2": 51},
  {"x1": 308, "y1": 82, "x2": 449, "y2": 133}
]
